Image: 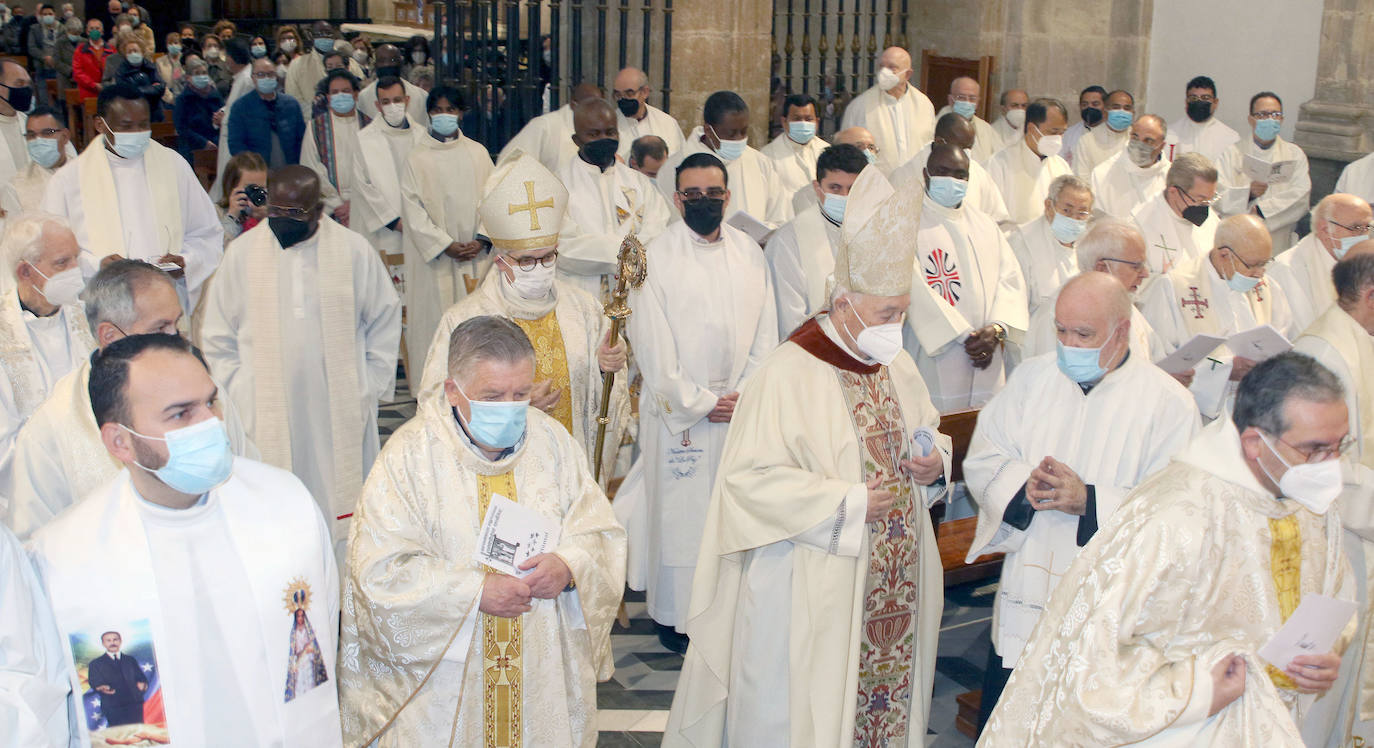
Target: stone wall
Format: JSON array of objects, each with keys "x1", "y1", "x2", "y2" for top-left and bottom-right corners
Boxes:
[
  {"x1": 1295, "y1": 0, "x2": 1374, "y2": 199},
  {"x1": 668, "y1": 0, "x2": 774, "y2": 145}
]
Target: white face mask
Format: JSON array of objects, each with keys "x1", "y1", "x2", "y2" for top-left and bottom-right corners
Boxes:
[
  {"x1": 501, "y1": 256, "x2": 556, "y2": 299},
  {"x1": 841, "y1": 299, "x2": 903, "y2": 365},
  {"x1": 381, "y1": 102, "x2": 406, "y2": 127},
  {"x1": 1258, "y1": 432, "x2": 1344, "y2": 514},
  {"x1": 1032, "y1": 124, "x2": 1062, "y2": 158},
  {"x1": 30, "y1": 264, "x2": 84, "y2": 306},
  {"x1": 1005, "y1": 109, "x2": 1026, "y2": 129},
  {"x1": 876, "y1": 66, "x2": 902, "y2": 91}
]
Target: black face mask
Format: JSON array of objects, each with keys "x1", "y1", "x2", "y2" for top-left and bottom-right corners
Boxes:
[
  {"x1": 1181, "y1": 203, "x2": 1209, "y2": 227},
  {"x1": 681, "y1": 197, "x2": 725, "y2": 237},
  {"x1": 1080, "y1": 107, "x2": 1103, "y2": 127},
  {"x1": 269, "y1": 216, "x2": 315, "y2": 248},
  {"x1": 374, "y1": 64, "x2": 402, "y2": 79},
  {"x1": 581, "y1": 137, "x2": 619, "y2": 169},
  {"x1": 1186, "y1": 100, "x2": 1212, "y2": 123},
  {"x1": 3, "y1": 84, "x2": 31, "y2": 113},
  {"x1": 616, "y1": 97, "x2": 639, "y2": 118}
]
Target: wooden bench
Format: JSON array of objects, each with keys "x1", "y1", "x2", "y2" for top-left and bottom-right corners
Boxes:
[
  {"x1": 192, "y1": 147, "x2": 217, "y2": 191},
  {"x1": 64, "y1": 88, "x2": 86, "y2": 149}
]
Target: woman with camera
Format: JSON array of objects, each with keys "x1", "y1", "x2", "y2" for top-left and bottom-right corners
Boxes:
[{"x1": 217, "y1": 151, "x2": 268, "y2": 246}]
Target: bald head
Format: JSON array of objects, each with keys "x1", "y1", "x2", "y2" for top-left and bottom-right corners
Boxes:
[
  {"x1": 270, "y1": 165, "x2": 322, "y2": 210},
  {"x1": 1061, "y1": 271, "x2": 1133, "y2": 327},
  {"x1": 374, "y1": 43, "x2": 403, "y2": 67},
  {"x1": 926, "y1": 142, "x2": 969, "y2": 179},
  {"x1": 1055, "y1": 272, "x2": 1133, "y2": 377},
  {"x1": 572, "y1": 97, "x2": 618, "y2": 156},
  {"x1": 834, "y1": 126, "x2": 876, "y2": 162},
  {"x1": 949, "y1": 76, "x2": 979, "y2": 98},
  {"x1": 878, "y1": 47, "x2": 911, "y2": 71},
  {"x1": 571, "y1": 82, "x2": 603, "y2": 106},
  {"x1": 1076, "y1": 218, "x2": 1149, "y2": 292},
  {"x1": 614, "y1": 67, "x2": 648, "y2": 92},
  {"x1": 934, "y1": 112, "x2": 975, "y2": 150},
  {"x1": 1312, "y1": 192, "x2": 1374, "y2": 259},
  {"x1": 1214, "y1": 214, "x2": 1272, "y2": 266}
]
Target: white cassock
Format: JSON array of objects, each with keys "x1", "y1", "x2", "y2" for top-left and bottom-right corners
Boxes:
[
  {"x1": 1336, "y1": 151, "x2": 1374, "y2": 206},
  {"x1": 337, "y1": 400, "x2": 626, "y2": 748},
  {"x1": 30, "y1": 460, "x2": 342, "y2": 747},
  {"x1": 764, "y1": 202, "x2": 840, "y2": 339},
  {"x1": 903, "y1": 195, "x2": 1028, "y2": 412},
  {"x1": 935, "y1": 105, "x2": 1002, "y2": 164},
  {"x1": 355, "y1": 78, "x2": 430, "y2": 129},
  {"x1": 1215, "y1": 136, "x2": 1312, "y2": 251},
  {"x1": 1060, "y1": 121, "x2": 1088, "y2": 170},
  {"x1": 284, "y1": 50, "x2": 364, "y2": 119},
  {"x1": 1090, "y1": 149, "x2": 1168, "y2": 219},
  {"x1": 397, "y1": 130, "x2": 494, "y2": 379},
  {"x1": 655, "y1": 128, "x2": 792, "y2": 230},
  {"x1": 615, "y1": 103, "x2": 686, "y2": 161},
  {"x1": 0, "y1": 112, "x2": 29, "y2": 186},
  {"x1": 0, "y1": 522, "x2": 77, "y2": 748},
  {"x1": 617, "y1": 221, "x2": 777, "y2": 629},
  {"x1": 839, "y1": 82, "x2": 936, "y2": 172},
  {"x1": 964, "y1": 352, "x2": 1200, "y2": 667},
  {"x1": 555, "y1": 156, "x2": 672, "y2": 300},
  {"x1": 890, "y1": 142, "x2": 1011, "y2": 226},
  {"x1": 200, "y1": 220, "x2": 401, "y2": 558},
  {"x1": 991, "y1": 114, "x2": 1021, "y2": 150},
  {"x1": 350, "y1": 117, "x2": 421, "y2": 256},
  {"x1": 759, "y1": 132, "x2": 830, "y2": 198},
  {"x1": 979, "y1": 417, "x2": 1353, "y2": 746},
  {"x1": 41, "y1": 137, "x2": 225, "y2": 315},
  {"x1": 986, "y1": 138, "x2": 1071, "y2": 225},
  {"x1": 415, "y1": 269, "x2": 632, "y2": 482},
  {"x1": 1008, "y1": 214, "x2": 1077, "y2": 317},
  {"x1": 208, "y1": 64, "x2": 252, "y2": 202},
  {"x1": 1266, "y1": 232, "x2": 1339, "y2": 334},
  {"x1": 663, "y1": 315, "x2": 951, "y2": 748},
  {"x1": 1130, "y1": 190, "x2": 1218, "y2": 283},
  {"x1": 1137, "y1": 252, "x2": 1294, "y2": 420},
  {"x1": 4, "y1": 358, "x2": 256, "y2": 539},
  {"x1": 299, "y1": 111, "x2": 363, "y2": 213},
  {"x1": 1021, "y1": 284, "x2": 1166, "y2": 363},
  {"x1": 1070, "y1": 123, "x2": 1128, "y2": 178},
  {"x1": 1165, "y1": 114, "x2": 1240, "y2": 162},
  {"x1": 497, "y1": 103, "x2": 578, "y2": 173}
]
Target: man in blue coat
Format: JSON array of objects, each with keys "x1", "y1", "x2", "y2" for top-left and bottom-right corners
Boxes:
[{"x1": 227, "y1": 57, "x2": 304, "y2": 167}]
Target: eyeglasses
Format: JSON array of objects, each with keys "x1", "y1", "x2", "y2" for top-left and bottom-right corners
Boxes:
[
  {"x1": 1265, "y1": 430, "x2": 1356, "y2": 464},
  {"x1": 1186, "y1": 93, "x2": 1216, "y2": 103},
  {"x1": 1100, "y1": 257, "x2": 1145, "y2": 271},
  {"x1": 23, "y1": 127, "x2": 63, "y2": 140},
  {"x1": 1221, "y1": 246, "x2": 1272, "y2": 270},
  {"x1": 678, "y1": 187, "x2": 727, "y2": 200},
  {"x1": 950, "y1": 94, "x2": 978, "y2": 103},
  {"x1": 1175, "y1": 185, "x2": 1219, "y2": 206},
  {"x1": 1328, "y1": 218, "x2": 1374, "y2": 235},
  {"x1": 1054, "y1": 204, "x2": 1092, "y2": 220},
  {"x1": 507, "y1": 249, "x2": 558, "y2": 271},
  {"x1": 266, "y1": 204, "x2": 316, "y2": 219},
  {"x1": 1251, "y1": 111, "x2": 1283, "y2": 120},
  {"x1": 612, "y1": 88, "x2": 646, "y2": 99}
]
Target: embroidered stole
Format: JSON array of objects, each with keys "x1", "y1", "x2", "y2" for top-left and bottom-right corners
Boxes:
[
  {"x1": 511, "y1": 311, "x2": 574, "y2": 435},
  {"x1": 1266, "y1": 514, "x2": 1302, "y2": 690},
  {"x1": 476, "y1": 472, "x2": 523, "y2": 748},
  {"x1": 76, "y1": 135, "x2": 184, "y2": 258},
  {"x1": 311, "y1": 111, "x2": 370, "y2": 190},
  {"x1": 1168, "y1": 254, "x2": 1275, "y2": 341},
  {"x1": 0, "y1": 293, "x2": 93, "y2": 419}
]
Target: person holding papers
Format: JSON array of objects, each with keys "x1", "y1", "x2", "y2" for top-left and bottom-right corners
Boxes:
[{"x1": 1214, "y1": 92, "x2": 1312, "y2": 252}]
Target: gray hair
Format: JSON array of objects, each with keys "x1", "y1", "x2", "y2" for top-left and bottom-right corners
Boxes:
[
  {"x1": 81, "y1": 259, "x2": 174, "y2": 336},
  {"x1": 1334, "y1": 253, "x2": 1374, "y2": 310},
  {"x1": 1233, "y1": 352, "x2": 1344, "y2": 436},
  {"x1": 1136, "y1": 113, "x2": 1167, "y2": 137},
  {"x1": 446, "y1": 315, "x2": 536, "y2": 383},
  {"x1": 3, "y1": 212, "x2": 74, "y2": 279},
  {"x1": 1047, "y1": 174, "x2": 1091, "y2": 205},
  {"x1": 1076, "y1": 217, "x2": 1143, "y2": 273},
  {"x1": 1165, "y1": 152, "x2": 1218, "y2": 192}
]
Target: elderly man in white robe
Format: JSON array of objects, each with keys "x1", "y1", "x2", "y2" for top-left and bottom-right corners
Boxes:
[
  {"x1": 1336, "y1": 151, "x2": 1374, "y2": 207},
  {"x1": 355, "y1": 44, "x2": 429, "y2": 128},
  {"x1": 664, "y1": 166, "x2": 952, "y2": 748},
  {"x1": 42, "y1": 84, "x2": 224, "y2": 316},
  {"x1": 1131, "y1": 151, "x2": 1221, "y2": 283},
  {"x1": 339, "y1": 315, "x2": 626, "y2": 747},
  {"x1": 891, "y1": 112, "x2": 1010, "y2": 227},
  {"x1": 1090, "y1": 113, "x2": 1169, "y2": 219},
  {"x1": 0, "y1": 522, "x2": 76, "y2": 747},
  {"x1": 1009, "y1": 174, "x2": 1092, "y2": 316},
  {"x1": 555, "y1": 98, "x2": 671, "y2": 301},
  {"x1": 1138, "y1": 213, "x2": 1295, "y2": 421},
  {"x1": 987, "y1": 97, "x2": 1072, "y2": 225},
  {"x1": 761, "y1": 93, "x2": 830, "y2": 198},
  {"x1": 200, "y1": 166, "x2": 401, "y2": 561},
  {"x1": 350, "y1": 76, "x2": 422, "y2": 260},
  {"x1": 934, "y1": 76, "x2": 1000, "y2": 164},
  {"x1": 991, "y1": 88, "x2": 1028, "y2": 150},
  {"x1": 902, "y1": 143, "x2": 1028, "y2": 413},
  {"x1": 1269, "y1": 193, "x2": 1373, "y2": 333},
  {"x1": 6, "y1": 260, "x2": 255, "y2": 538},
  {"x1": 417, "y1": 153, "x2": 631, "y2": 482},
  {"x1": 1071, "y1": 89, "x2": 1133, "y2": 178},
  {"x1": 612, "y1": 67, "x2": 684, "y2": 161},
  {"x1": 30, "y1": 333, "x2": 342, "y2": 747},
  {"x1": 397, "y1": 85, "x2": 494, "y2": 379},
  {"x1": 980, "y1": 352, "x2": 1353, "y2": 746},
  {"x1": 1214, "y1": 92, "x2": 1311, "y2": 252},
  {"x1": 1166, "y1": 74, "x2": 1240, "y2": 162},
  {"x1": 620, "y1": 151, "x2": 778, "y2": 653},
  {"x1": 967, "y1": 271, "x2": 1201, "y2": 729},
  {"x1": 839, "y1": 46, "x2": 935, "y2": 172},
  {"x1": 0, "y1": 107, "x2": 76, "y2": 219},
  {"x1": 497, "y1": 82, "x2": 603, "y2": 172}
]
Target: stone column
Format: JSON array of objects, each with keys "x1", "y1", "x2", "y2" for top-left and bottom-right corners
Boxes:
[
  {"x1": 1294, "y1": 0, "x2": 1374, "y2": 199},
  {"x1": 669, "y1": 0, "x2": 773, "y2": 146}
]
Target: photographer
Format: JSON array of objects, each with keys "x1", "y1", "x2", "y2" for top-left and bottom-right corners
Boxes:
[{"x1": 216, "y1": 151, "x2": 267, "y2": 245}]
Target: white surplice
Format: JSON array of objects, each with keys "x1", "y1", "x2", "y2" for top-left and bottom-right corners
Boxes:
[
  {"x1": 0, "y1": 112, "x2": 29, "y2": 186},
  {"x1": 300, "y1": 112, "x2": 362, "y2": 212},
  {"x1": 1130, "y1": 190, "x2": 1219, "y2": 286},
  {"x1": 839, "y1": 82, "x2": 936, "y2": 172},
  {"x1": 397, "y1": 130, "x2": 493, "y2": 379},
  {"x1": 764, "y1": 202, "x2": 841, "y2": 339},
  {"x1": 617, "y1": 221, "x2": 778, "y2": 629},
  {"x1": 1060, "y1": 121, "x2": 1088, "y2": 170},
  {"x1": 350, "y1": 117, "x2": 421, "y2": 255},
  {"x1": 1215, "y1": 135, "x2": 1312, "y2": 251},
  {"x1": 1008, "y1": 214, "x2": 1077, "y2": 317},
  {"x1": 497, "y1": 103, "x2": 578, "y2": 173},
  {"x1": 29, "y1": 460, "x2": 342, "y2": 748},
  {"x1": 555, "y1": 156, "x2": 671, "y2": 300},
  {"x1": 759, "y1": 132, "x2": 830, "y2": 198},
  {"x1": 890, "y1": 142, "x2": 1011, "y2": 226},
  {"x1": 934, "y1": 105, "x2": 1002, "y2": 164},
  {"x1": 1021, "y1": 284, "x2": 1166, "y2": 363},
  {"x1": 355, "y1": 78, "x2": 430, "y2": 129},
  {"x1": 991, "y1": 114, "x2": 1021, "y2": 151},
  {"x1": 1165, "y1": 114, "x2": 1241, "y2": 163},
  {"x1": 964, "y1": 352, "x2": 1200, "y2": 667},
  {"x1": 1267, "y1": 232, "x2": 1338, "y2": 334},
  {"x1": 1336, "y1": 151, "x2": 1374, "y2": 206},
  {"x1": 616, "y1": 103, "x2": 686, "y2": 160},
  {"x1": 1091, "y1": 148, "x2": 1169, "y2": 219},
  {"x1": 903, "y1": 195, "x2": 1028, "y2": 412},
  {"x1": 985, "y1": 138, "x2": 1072, "y2": 225},
  {"x1": 0, "y1": 522, "x2": 76, "y2": 748},
  {"x1": 0, "y1": 159, "x2": 60, "y2": 220},
  {"x1": 654, "y1": 127, "x2": 792, "y2": 230},
  {"x1": 1070, "y1": 122, "x2": 1129, "y2": 178}
]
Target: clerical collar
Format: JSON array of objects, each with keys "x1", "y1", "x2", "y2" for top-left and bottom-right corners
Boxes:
[
  {"x1": 788, "y1": 315, "x2": 880, "y2": 374},
  {"x1": 687, "y1": 228, "x2": 723, "y2": 246},
  {"x1": 450, "y1": 406, "x2": 522, "y2": 460},
  {"x1": 923, "y1": 192, "x2": 963, "y2": 218},
  {"x1": 18, "y1": 291, "x2": 58, "y2": 318}
]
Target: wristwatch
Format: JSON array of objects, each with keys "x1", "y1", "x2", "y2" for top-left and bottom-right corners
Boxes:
[{"x1": 991, "y1": 322, "x2": 1008, "y2": 343}]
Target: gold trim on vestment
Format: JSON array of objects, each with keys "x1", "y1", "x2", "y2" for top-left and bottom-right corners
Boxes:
[
  {"x1": 511, "y1": 311, "x2": 574, "y2": 435},
  {"x1": 478, "y1": 471, "x2": 523, "y2": 748},
  {"x1": 1266, "y1": 514, "x2": 1301, "y2": 690},
  {"x1": 490, "y1": 234, "x2": 561, "y2": 251}
]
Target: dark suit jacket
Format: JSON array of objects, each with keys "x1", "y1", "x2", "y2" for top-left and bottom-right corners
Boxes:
[
  {"x1": 86, "y1": 652, "x2": 147, "y2": 707},
  {"x1": 227, "y1": 92, "x2": 304, "y2": 165}
]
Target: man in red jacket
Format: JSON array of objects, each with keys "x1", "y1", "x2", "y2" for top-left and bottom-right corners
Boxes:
[{"x1": 71, "y1": 16, "x2": 109, "y2": 98}]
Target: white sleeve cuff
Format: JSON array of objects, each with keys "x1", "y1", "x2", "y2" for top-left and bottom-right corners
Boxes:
[{"x1": 792, "y1": 483, "x2": 867, "y2": 557}]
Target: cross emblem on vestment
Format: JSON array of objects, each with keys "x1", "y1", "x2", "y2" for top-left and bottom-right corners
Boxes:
[
  {"x1": 1155, "y1": 234, "x2": 1179, "y2": 273},
  {"x1": 508, "y1": 180, "x2": 555, "y2": 231},
  {"x1": 1252, "y1": 279, "x2": 1265, "y2": 303},
  {"x1": 1181, "y1": 285, "x2": 1209, "y2": 319}
]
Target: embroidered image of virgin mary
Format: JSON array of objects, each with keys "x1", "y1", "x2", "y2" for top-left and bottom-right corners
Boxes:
[{"x1": 282, "y1": 578, "x2": 328, "y2": 702}]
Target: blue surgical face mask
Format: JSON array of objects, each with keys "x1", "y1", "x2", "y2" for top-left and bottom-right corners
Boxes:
[
  {"x1": 708, "y1": 124, "x2": 746, "y2": 162},
  {"x1": 125, "y1": 52, "x2": 143, "y2": 66},
  {"x1": 926, "y1": 174, "x2": 968, "y2": 208},
  {"x1": 787, "y1": 120, "x2": 816, "y2": 144},
  {"x1": 255, "y1": 75, "x2": 278, "y2": 95},
  {"x1": 167, "y1": 43, "x2": 181, "y2": 57},
  {"x1": 454, "y1": 381, "x2": 529, "y2": 449},
  {"x1": 952, "y1": 99, "x2": 976, "y2": 119},
  {"x1": 1254, "y1": 118, "x2": 1282, "y2": 141},
  {"x1": 329, "y1": 91, "x2": 355, "y2": 114},
  {"x1": 1050, "y1": 212, "x2": 1087, "y2": 244},
  {"x1": 1106, "y1": 109, "x2": 1133, "y2": 130},
  {"x1": 1056, "y1": 338, "x2": 1109, "y2": 384},
  {"x1": 122, "y1": 416, "x2": 234, "y2": 495},
  {"x1": 1226, "y1": 254, "x2": 1262, "y2": 293},
  {"x1": 314, "y1": 37, "x2": 335, "y2": 54},
  {"x1": 431, "y1": 112, "x2": 460, "y2": 136},
  {"x1": 820, "y1": 192, "x2": 846, "y2": 223},
  {"x1": 250, "y1": 43, "x2": 267, "y2": 58},
  {"x1": 105, "y1": 125, "x2": 151, "y2": 159},
  {"x1": 1335, "y1": 233, "x2": 1365, "y2": 259},
  {"x1": 190, "y1": 73, "x2": 211, "y2": 90},
  {"x1": 27, "y1": 136, "x2": 60, "y2": 168}
]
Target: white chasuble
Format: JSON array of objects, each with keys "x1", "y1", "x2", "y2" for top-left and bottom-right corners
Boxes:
[
  {"x1": 496, "y1": 104, "x2": 578, "y2": 173},
  {"x1": 985, "y1": 138, "x2": 1071, "y2": 226},
  {"x1": 1069, "y1": 122, "x2": 1128, "y2": 178},
  {"x1": 759, "y1": 132, "x2": 830, "y2": 198},
  {"x1": 1165, "y1": 115, "x2": 1240, "y2": 163},
  {"x1": 1215, "y1": 136, "x2": 1311, "y2": 252},
  {"x1": 764, "y1": 204, "x2": 841, "y2": 339},
  {"x1": 29, "y1": 460, "x2": 341, "y2": 748},
  {"x1": 654, "y1": 128, "x2": 792, "y2": 230},
  {"x1": 1267, "y1": 232, "x2": 1338, "y2": 334},
  {"x1": 556, "y1": 157, "x2": 671, "y2": 301},
  {"x1": 1337, "y1": 151, "x2": 1374, "y2": 206},
  {"x1": 934, "y1": 106, "x2": 1001, "y2": 164},
  {"x1": 839, "y1": 83, "x2": 936, "y2": 172},
  {"x1": 351, "y1": 119, "x2": 420, "y2": 254},
  {"x1": 300, "y1": 112, "x2": 364, "y2": 211},
  {"x1": 338, "y1": 401, "x2": 626, "y2": 748},
  {"x1": 615, "y1": 104, "x2": 686, "y2": 161},
  {"x1": 1090, "y1": 149, "x2": 1168, "y2": 220},
  {"x1": 1008, "y1": 214, "x2": 1077, "y2": 318},
  {"x1": 1130, "y1": 190, "x2": 1218, "y2": 292},
  {"x1": 889, "y1": 143, "x2": 1012, "y2": 227}
]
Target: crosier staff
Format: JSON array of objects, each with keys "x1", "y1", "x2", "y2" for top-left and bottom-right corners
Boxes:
[{"x1": 593, "y1": 232, "x2": 647, "y2": 482}]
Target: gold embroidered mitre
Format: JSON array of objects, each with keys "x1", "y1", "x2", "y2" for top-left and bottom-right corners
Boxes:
[
  {"x1": 478, "y1": 150, "x2": 570, "y2": 252},
  {"x1": 831, "y1": 165, "x2": 920, "y2": 297}
]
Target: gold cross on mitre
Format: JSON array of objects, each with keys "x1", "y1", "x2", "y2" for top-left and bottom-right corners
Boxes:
[{"x1": 509, "y1": 180, "x2": 556, "y2": 231}]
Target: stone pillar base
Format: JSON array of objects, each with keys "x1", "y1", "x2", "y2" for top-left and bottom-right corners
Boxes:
[{"x1": 1295, "y1": 100, "x2": 1372, "y2": 201}]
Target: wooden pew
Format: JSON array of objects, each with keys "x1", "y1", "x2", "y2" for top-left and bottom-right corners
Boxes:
[
  {"x1": 192, "y1": 147, "x2": 217, "y2": 191},
  {"x1": 64, "y1": 89, "x2": 85, "y2": 149}
]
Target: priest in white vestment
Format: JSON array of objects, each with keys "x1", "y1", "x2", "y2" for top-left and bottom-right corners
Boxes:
[
  {"x1": 349, "y1": 79, "x2": 422, "y2": 257},
  {"x1": 902, "y1": 144, "x2": 1028, "y2": 412},
  {"x1": 655, "y1": 91, "x2": 791, "y2": 232},
  {"x1": 0, "y1": 60, "x2": 33, "y2": 187},
  {"x1": 397, "y1": 85, "x2": 494, "y2": 379},
  {"x1": 1269, "y1": 194, "x2": 1373, "y2": 333},
  {"x1": 991, "y1": 88, "x2": 1028, "y2": 151},
  {"x1": 1166, "y1": 75, "x2": 1241, "y2": 162},
  {"x1": 0, "y1": 107, "x2": 74, "y2": 221},
  {"x1": 5, "y1": 260, "x2": 255, "y2": 538},
  {"x1": 200, "y1": 166, "x2": 401, "y2": 559},
  {"x1": 554, "y1": 98, "x2": 671, "y2": 300},
  {"x1": 1130, "y1": 151, "x2": 1221, "y2": 284},
  {"x1": 788, "y1": 126, "x2": 883, "y2": 216},
  {"x1": 417, "y1": 152, "x2": 631, "y2": 483},
  {"x1": 1090, "y1": 113, "x2": 1169, "y2": 219},
  {"x1": 496, "y1": 82, "x2": 604, "y2": 172},
  {"x1": 761, "y1": 94, "x2": 830, "y2": 198},
  {"x1": 338, "y1": 315, "x2": 626, "y2": 747},
  {"x1": 41, "y1": 85, "x2": 224, "y2": 316},
  {"x1": 284, "y1": 22, "x2": 364, "y2": 117},
  {"x1": 612, "y1": 67, "x2": 685, "y2": 161},
  {"x1": 1060, "y1": 86, "x2": 1104, "y2": 171},
  {"x1": 30, "y1": 334, "x2": 342, "y2": 747},
  {"x1": 619, "y1": 151, "x2": 778, "y2": 651},
  {"x1": 354, "y1": 44, "x2": 429, "y2": 128},
  {"x1": 1138, "y1": 214, "x2": 1295, "y2": 421},
  {"x1": 934, "y1": 76, "x2": 1000, "y2": 164},
  {"x1": 300, "y1": 69, "x2": 366, "y2": 227},
  {"x1": 1336, "y1": 151, "x2": 1374, "y2": 207},
  {"x1": 1070, "y1": 89, "x2": 1133, "y2": 178},
  {"x1": 1009, "y1": 174, "x2": 1092, "y2": 316},
  {"x1": 663, "y1": 165, "x2": 952, "y2": 748},
  {"x1": 890, "y1": 112, "x2": 1011, "y2": 227},
  {"x1": 980, "y1": 353, "x2": 1354, "y2": 746},
  {"x1": 766, "y1": 143, "x2": 867, "y2": 338},
  {"x1": 1214, "y1": 93, "x2": 1311, "y2": 252},
  {"x1": 839, "y1": 47, "x2": 935, "y2": 172},
  {"x1": 986, "y1": 97, "x2": 1072, "y2": 225},
  {"x1": 966, "y1": 272, "x2": 1200, "y2": 727}
]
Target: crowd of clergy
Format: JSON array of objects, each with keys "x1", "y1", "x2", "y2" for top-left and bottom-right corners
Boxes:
[{"x1": 0, "y1": 34, "x2": 1373, "y2": 748}]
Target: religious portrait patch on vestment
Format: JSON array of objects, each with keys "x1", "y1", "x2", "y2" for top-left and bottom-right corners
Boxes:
[
  {"x1": 282, "y1": 578, "x2": 329, "y2": 703},
  {"x1": 67, "y1": 618, "x2": 171, "y2": 745}
]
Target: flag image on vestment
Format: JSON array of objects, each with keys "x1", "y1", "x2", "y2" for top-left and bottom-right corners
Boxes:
[
  {"x1": 68, "y1": 617, "x2": 172, "y2": 745},
  {"x1": 923, "y1": 247, "x2": 961, "y2": 306}
]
